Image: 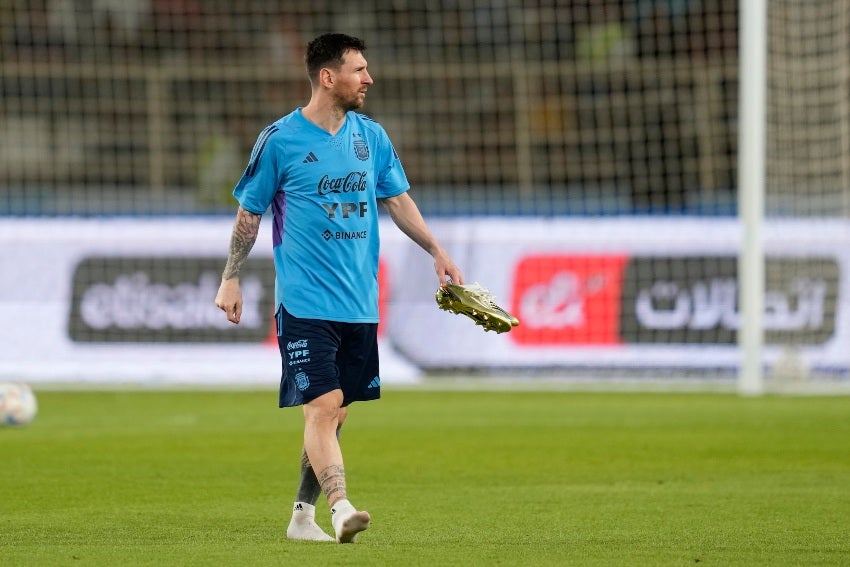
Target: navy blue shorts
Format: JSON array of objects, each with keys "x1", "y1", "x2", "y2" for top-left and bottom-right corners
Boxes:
[{"x1": 276, "y1": 304, "x2": 380, "y2": 408}]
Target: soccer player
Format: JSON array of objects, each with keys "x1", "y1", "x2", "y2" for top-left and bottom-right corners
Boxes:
[{"x1": 214, "y1": 33, "x2": 463, "y2": 543}]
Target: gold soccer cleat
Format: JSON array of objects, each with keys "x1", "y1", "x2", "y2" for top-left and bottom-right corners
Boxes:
[{"x1": 435, "y1": 283, "x2": 520, "y2": 334}]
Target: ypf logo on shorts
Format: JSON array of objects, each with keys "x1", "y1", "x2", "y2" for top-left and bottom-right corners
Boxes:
[
  {"x1": 510, "y1": 254, "x2": 628, "y2": 345},
  {"x1": 286, "y1": 339, "x2": 310, "y2": 366}
]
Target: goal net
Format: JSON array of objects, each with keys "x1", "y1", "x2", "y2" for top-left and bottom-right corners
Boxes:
[
  {"x1": 0, "y1": 1, "x2": 847, "y2": 388},
  {"x1": 758, "y1": 0, "x2": 850, "y2": 388}
]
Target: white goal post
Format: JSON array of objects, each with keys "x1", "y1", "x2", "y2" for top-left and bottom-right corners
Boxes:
[{"x1": 738, "y1": 0, "x2": 767, "y2": 396}]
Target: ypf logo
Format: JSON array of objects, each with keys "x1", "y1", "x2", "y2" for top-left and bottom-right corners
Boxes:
[{"x1": 510, "y1": 255, "x2": 628, "y2": 345}]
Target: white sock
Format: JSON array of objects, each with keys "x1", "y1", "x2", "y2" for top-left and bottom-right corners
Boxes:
[
  {"x1": 330, "y1": 499, "x2": 355, "y2": 525},
  {"x1": 292, "y1": 501, "x2": 317, "y2": 520},
  {"x1": 287, "y1": 502, "x2": 334, "y2": 542},
  {"x1": 331, "y1": 499, "x2": 370, "y2": 543}
]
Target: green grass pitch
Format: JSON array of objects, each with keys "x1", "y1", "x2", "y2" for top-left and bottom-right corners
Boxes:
[{"x1": 3, "y1": 388, "x2": 849, "y2": 566}]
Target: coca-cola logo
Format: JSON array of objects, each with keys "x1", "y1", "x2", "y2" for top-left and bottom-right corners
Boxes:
[
  {"x1": 68, "y1": 257, "x2": 275, "y2": 343},
  {"x1": 317, "y1": 171, "x2": 368, "y2": 195},
  {"x1": 510, "y1": 255, "x2": 627, "y2": 345}
]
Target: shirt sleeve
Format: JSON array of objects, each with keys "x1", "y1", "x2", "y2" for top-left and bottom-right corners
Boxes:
[
  {"x1": 232, "y1": 124, "x2": 283, "y2": 214},
  {"x1": 375, "y1": 128, "x2": 410, "y2": 199}
]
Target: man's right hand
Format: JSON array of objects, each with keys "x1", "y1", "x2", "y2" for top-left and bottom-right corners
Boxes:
[{"x1": 215, "y1": 278, "x2": 243, "y2": 324}]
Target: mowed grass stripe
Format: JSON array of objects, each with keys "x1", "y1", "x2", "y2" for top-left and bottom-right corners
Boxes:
[{"x1": 2, "y1": 390, "x2": 849, "y2": 566}]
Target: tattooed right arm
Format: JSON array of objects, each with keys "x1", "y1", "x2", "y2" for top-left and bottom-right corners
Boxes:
[
  {"x1": 222, "y1": 207, "x2": 262, "y2": 280},
  {"x1": 215, "y1": 207, "x2": 261, "y2": 324}
]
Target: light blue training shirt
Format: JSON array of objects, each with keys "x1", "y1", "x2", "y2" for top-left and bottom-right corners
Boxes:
[{"x1": 233, "y1": 108, "x2": 410, "y2": 323}]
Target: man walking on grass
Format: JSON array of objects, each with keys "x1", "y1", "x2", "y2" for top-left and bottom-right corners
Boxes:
[{"x1": 214, "y1": 33, "x2": 463, "y2": 543}]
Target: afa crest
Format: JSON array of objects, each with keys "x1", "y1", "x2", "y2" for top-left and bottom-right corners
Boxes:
[
  {"x1": 295, "y1": 371, "x2": 310, "y2": 391},
  {"x1": 353, "y1": 138, "x2": 370, "y2": 161}
]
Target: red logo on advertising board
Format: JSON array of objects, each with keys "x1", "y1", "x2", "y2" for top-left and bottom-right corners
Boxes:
[{"x1": 510, "y1": 255, "x2": 628, "y2": 345}]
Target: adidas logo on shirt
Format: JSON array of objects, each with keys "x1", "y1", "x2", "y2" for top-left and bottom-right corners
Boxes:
[{"x1": 302, "y1": 151, "x2": 319, "y2": 163}]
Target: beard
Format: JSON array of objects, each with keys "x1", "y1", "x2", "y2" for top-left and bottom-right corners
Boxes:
[{"x1": 334, "y1": 90, "x2": 365, "y2": 112}]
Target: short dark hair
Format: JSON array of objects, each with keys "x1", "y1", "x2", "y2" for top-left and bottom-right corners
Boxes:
[{"x1": 306, "y1": 33, "x2": 366, "y2": 83}]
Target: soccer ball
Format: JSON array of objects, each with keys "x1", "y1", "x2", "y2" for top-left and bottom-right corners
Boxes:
[{"x1": 0, "y1": 382, "x2": 38, "y2": 426}]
